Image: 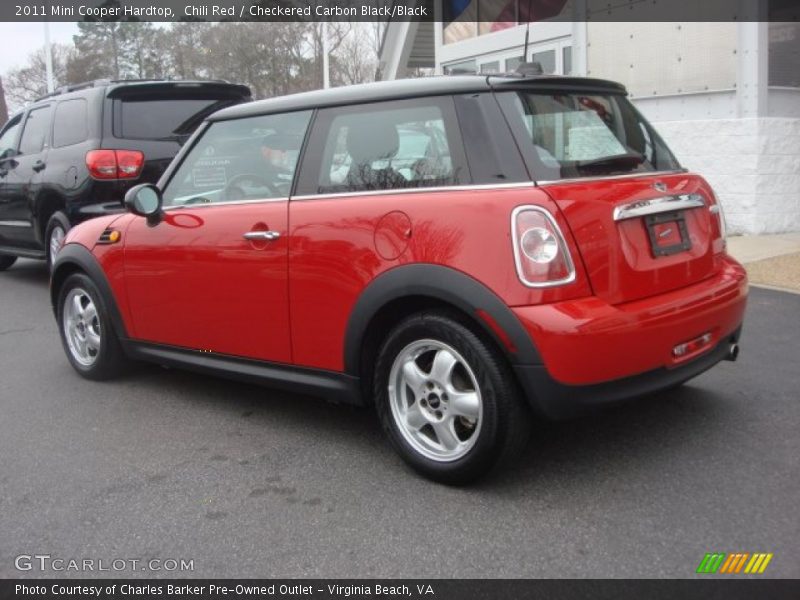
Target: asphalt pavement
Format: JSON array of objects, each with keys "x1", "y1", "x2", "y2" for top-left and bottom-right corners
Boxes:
[{"x1": 0, "y1": 259, "x2": 797, "y2": 578}]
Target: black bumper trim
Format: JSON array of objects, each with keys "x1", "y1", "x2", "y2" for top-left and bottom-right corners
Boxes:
[{"x1": 514, "y1": 327, "x2": 742, "y2": 420}]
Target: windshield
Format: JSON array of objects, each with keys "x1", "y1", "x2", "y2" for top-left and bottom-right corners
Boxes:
[{"x1": 498, "y1": 90, "x2": 680, "y2": 180}]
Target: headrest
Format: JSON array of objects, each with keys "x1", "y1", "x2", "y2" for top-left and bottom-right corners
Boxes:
[{"x1": 346, "y1": 119, "x2": 399, "y2": 165}]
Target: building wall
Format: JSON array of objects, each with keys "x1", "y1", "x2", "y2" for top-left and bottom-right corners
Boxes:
[{"x1": 654, "y1": 117, "x2": 800, "y2": 235}]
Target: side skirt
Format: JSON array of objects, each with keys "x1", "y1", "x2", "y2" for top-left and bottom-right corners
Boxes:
[{"x1": 121, "y1": 340, "x2": 363, "y2": 406}]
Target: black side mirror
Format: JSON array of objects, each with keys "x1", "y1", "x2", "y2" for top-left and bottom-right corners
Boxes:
[{"x1": 124, "y1": 183, "x2": 163, "y2": 226}]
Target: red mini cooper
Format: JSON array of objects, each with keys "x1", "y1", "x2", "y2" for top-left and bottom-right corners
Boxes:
[{"x1": 51, "y1": 75, "x2": 747, "y2": 483}]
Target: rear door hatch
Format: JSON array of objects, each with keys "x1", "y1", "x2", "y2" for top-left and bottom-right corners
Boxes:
[{"x1": 493, "y1": 78, "x2": 725, "y2": 304}]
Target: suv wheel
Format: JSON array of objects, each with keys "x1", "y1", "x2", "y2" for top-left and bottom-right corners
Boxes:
[
  {"x1": 374, "y1": 311, "x2": 531, "y2": 484},
  {"x1": 46, "y1": 213, "x2": 70, "y2": 271},
  {"x1": 0, "y1": 255, "x2": 17, "y2": 271},
  {"x1": 57, "y1": 273, "x2": 128, "y2": 380}
]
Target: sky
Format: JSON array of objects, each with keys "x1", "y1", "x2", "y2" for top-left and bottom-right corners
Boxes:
[{"x1": 0, "y1": 22, "x2": 78, "y2": 77}]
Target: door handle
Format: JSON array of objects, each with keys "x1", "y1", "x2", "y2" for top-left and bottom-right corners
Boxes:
[
  {"x1": 243, "y1": 231, "x2": 280, "y2": 241},
  {"x1": 32, "y1": 160, "x2": 46, "y2": 173}
]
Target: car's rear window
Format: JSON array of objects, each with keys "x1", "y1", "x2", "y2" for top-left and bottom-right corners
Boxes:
[
  {"x1": 497, "y1": 90, "x2": 680, "y2": 180},
  {"x1": 112, "y1": 96, "x2": 236, "y2": 141}
]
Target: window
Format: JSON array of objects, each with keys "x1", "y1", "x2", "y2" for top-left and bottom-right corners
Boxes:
[
  {"x1": 113, "y1": 96, "x2": 236, "y2": 141},
  {"x1": 443, "y1": 59, "x2": 477, "y2": 75},
  {"x1": 303, "y1": 99, "x2": 468, "y2": 195},
  {"x1": 53, "y1": 99, "x2": 89, "y2": 148},
  {"x1": 19, "y1": 105, "x2": 53, "y2": 155},
  {"x1": 162, "y1": 111, "x2": 312, "y2": 207},
  {"x1": 0, "y1": 115, "x2": 22, "y2": 157},
  {"x1": 498, "y1": 91, "x2": 680, "y2": 180},
  {"x1": 562, "y1": 46, "x2": 573, "y2": 76},
  {"x1": 480, "y1": 61, "x2": 501, "y2": 74},
  {"x1": 531, "y1": 49, "x2": 556, "y2": 74}
]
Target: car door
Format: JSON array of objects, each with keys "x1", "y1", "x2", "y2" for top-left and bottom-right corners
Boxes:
[
  {"x1": 0, "y1": 113, "x2": 25, "y2": 249},
  {"x1": 0, "y1": 104, "x2": 53, "y2": 250},
  {"x1": 122, "y1": 110, "x2": 313, "y2": 364}
]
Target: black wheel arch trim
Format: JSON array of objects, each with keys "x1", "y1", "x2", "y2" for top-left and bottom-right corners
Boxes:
[
  {"x1": 343, "y1": 264, "x2": 542, "y2": 377},
  {"x1": 50, "y1": 243, "x2": 129, "y2": 340}
]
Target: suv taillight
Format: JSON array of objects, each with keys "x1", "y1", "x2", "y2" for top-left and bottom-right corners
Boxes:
[
  {"x1": 86, "y1": 150, "x2": 144, "y2": 180},
  {"x1": 512, "y1": 205, "x2": 575, "y2": 287}
]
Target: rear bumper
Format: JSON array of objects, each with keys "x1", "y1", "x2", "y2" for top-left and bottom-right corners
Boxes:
[{"x1": 511, "y1": 255, "x2": 748, "y2": 419}]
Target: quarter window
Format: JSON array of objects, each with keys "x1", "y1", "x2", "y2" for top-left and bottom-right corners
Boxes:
[
  {"x1": 162, "y1": 111, "x2": 311, "y2": 207},
  {"x1": 19, "y1": 105, "x2": 53, "y2": 155},
  {"x1": 53, "y1": 99, "x2": 89, "y2": 148},
  {"x1": 303, "y1": 98, "x2": 468, "y2": 195},
  {"x1": 0, "y1": 115, "x2": 23, "y2": 157}
]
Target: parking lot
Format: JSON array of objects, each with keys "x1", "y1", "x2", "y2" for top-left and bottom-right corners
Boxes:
[{"x1": 0, "y1": 258, "x2": 797, "y2": 578}]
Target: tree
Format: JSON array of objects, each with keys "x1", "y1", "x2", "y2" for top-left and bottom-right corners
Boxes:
[
  {"x1": 4, "y1": 44, "x2": 73, "y2": 109},
  {"x1": 0, "y1": 77, "x2": 8, "y2": 123}
]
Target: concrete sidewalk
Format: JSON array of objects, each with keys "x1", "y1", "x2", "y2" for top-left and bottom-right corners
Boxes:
[{"x1": 727, "y1": 232, "x2": 800, "y2": 293}]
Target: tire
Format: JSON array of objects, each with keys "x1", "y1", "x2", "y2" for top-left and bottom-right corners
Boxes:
[
  {"x1": 57, "y1": 272, "x2": 128, "y2": 380},
  {"x1": 0, "y1": 255, "x2": 17, "y2": 271},
  {"x1": 45, "y1": 212, "x2": 70, "y2": 272},
  {"x1": 374, "y1": 311, "x2": 531, "y2": 485}
]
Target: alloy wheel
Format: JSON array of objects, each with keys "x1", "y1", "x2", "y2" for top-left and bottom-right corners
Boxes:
[{"x1": 63, "y1": 288, "x2": 101, "y2": 366}]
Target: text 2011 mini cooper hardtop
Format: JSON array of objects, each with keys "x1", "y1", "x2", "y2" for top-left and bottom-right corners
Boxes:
[{"x1": 51, "y1": 74, "x2": 747, "y2": 483}]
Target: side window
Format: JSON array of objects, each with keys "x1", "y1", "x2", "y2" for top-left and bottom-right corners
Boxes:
[
  {"x1": 162, "y1": 110, "x2": 312, "y2": 207},
  {"x1": 53, "y1": 99, "x2": 89, "y2": 148},
  {"x1": 298, "y1": 97, "x2": 469, "y2": 196},
  {"x1": 0, "y1": 115, "x2": 23, "y2": 157},
  {"x1": 18, "y1": 105, "x2": 53, "y2": 156}
]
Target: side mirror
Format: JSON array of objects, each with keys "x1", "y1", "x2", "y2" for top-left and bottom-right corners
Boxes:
[
  {"x1": 124, "y1": 183, "x2": 163, "y2": 225},
  {"x1": 0, "y1": 148, "x2": 15, "y2": 161}
]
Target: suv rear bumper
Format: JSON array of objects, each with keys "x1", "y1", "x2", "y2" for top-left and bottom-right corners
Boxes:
[{"x1": 511, "y1": 255, "x2": 748, "y2": 419}]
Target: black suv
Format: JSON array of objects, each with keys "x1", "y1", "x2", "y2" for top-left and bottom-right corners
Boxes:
[{"x1": 0, "y1": 79, "x2": 251, "y2": 270}]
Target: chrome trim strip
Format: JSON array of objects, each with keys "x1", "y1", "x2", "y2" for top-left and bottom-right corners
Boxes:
[
  {"x1": 612, "y1": 193, "x2": 706, "y2": 222},
  {"x1": 537, "y1": 169, "x2": 687, "y2": 187},
  {"x1": 510, "y1": 205, "x2": 576, "y2": 289},
  {"x1": 163, "y1": 196, "x2": 289, "y2": 211},
  {"x1": 0, "y1": 220, "x2": 32, "y2": 228},
  {"x1": 291, "y1": 181, "x2": 535, "y2": 202},
  {"x1": 709, "y1": 205, "x2": 720, "y2": 214}
]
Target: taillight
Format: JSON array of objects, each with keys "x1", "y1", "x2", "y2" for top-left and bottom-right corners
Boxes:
[
  {"x1": 86, "y1": 150, "x2": 144, "y2": 180},
  {"x1": 511, "y1": 205, "x2": 575, "y2": 287},
  {"x1": 706, "y1": 188, "x2": 728, "y2": 250}
]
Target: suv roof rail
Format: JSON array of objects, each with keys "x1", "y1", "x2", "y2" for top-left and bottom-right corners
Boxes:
[{"x1": 35, "y1": 78, "x2": 235, "y2": 102}]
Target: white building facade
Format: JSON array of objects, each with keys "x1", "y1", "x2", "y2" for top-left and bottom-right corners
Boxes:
[{"x1": 379, "y1": 2, "x2": 800, "y2": 234}]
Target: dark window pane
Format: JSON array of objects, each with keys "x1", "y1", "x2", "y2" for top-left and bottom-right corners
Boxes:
[
  {"x1": 19, "y1": 106, "x2": 52, "y2": 155},
  {"x1": 563, "y1": 46, "x2": 573, "y2": 75},
  {"x1": 53, "y1": 99, "x2": 89, "y2": 148},
  {"x1": 0, "y1": 116, "x2": 22, "y2": 156},
  {"x1": 531, "y1": 49, "x2": 556, "y2": 74},
  {"x1": 115, "y1": 98, "x2": 231, "y2": 141}
]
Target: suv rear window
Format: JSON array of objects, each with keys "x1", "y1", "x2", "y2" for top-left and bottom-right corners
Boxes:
[
  {"x1": 113, "y1": 96, "x2": 236, "y2": 141},
  {"x1": 498, "y1": 90, "x2": 680, "y2": 180}
]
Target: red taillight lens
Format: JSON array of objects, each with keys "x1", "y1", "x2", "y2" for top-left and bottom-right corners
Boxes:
[
  {"x1": 512, "y1": 206, "x2": 575, "y2": 287},
  {"x1": 86, "y1": 150, "x2": 144, "y2": 180}
]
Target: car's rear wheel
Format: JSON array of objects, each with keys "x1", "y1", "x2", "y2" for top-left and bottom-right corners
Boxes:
[
  {"x1": 46, "y1": 213, "x2": 70, "y2": 271},
  {"x1": 0, "y1": 255, "x2": 17, "y2": 271},
  {"x1": 374, "y1": 311, "x2": 531, "y2": 485},
  {"x1": 57, "y1": 272, "x2": 128, "y2": 380}
]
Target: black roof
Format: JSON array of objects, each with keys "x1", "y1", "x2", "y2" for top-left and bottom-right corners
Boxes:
[{"x1": 209, "y1": 74, "x2": 628, "y2": 122}]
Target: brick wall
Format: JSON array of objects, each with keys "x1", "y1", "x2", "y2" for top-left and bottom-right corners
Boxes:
[{"x1": 654, "y1": 118, "x2": 800, "y2": 235}]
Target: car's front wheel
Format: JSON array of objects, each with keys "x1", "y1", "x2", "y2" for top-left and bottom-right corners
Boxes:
[
  {"x1": 374, "y1": 311, "x2": 531, "y2": 485},
  {"x1": 57, "y1": 272, "x2": 128, "y2": 380}
]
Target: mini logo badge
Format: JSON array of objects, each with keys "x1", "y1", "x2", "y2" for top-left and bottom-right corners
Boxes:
[{"x1": 653, "y1": 181, "x2": 668, "y2": 193}]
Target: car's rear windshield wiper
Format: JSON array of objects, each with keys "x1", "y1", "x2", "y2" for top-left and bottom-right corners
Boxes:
[{"x1": 574, "y1": 152, "x2": 645, "y2": 171}]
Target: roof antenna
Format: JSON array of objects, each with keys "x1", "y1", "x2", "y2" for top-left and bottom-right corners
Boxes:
[{"x1": 522, "y1": 0, "x2": 532, "y2": 64}]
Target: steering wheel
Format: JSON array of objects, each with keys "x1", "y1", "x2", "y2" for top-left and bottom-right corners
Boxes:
[{"x1": 223, "y1": 173, "x2": 281, "y2": 201}]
